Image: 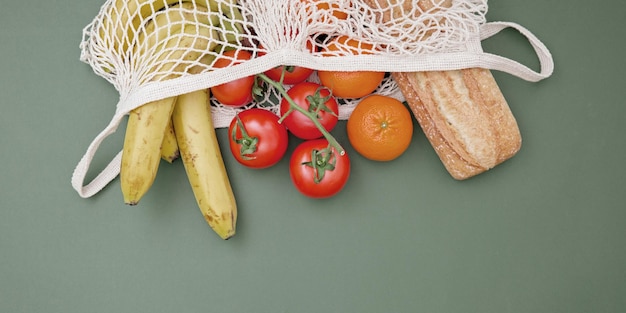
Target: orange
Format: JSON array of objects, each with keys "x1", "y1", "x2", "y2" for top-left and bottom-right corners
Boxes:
[
  {"x1": 302, "y1": 0, "x2": 351, "y2": 21},
  {"x1": 347, "y1": 95, "x2": 414, "y2": 161},
  {"x1": 314, "y1": 1, "x2": 350, "y2": 20},
  {"x1": 318, "y1": 36, "x2": 385, "y2": 99}
]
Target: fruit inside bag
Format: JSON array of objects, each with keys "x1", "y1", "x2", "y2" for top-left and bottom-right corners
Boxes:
[{"x1": 72, "y1": 0, "x2": 554, "y2": 197}]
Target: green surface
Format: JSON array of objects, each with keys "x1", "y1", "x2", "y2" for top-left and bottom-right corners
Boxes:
[{"x1": 1, "y1": 1, "x2": 625, "y2": 312}]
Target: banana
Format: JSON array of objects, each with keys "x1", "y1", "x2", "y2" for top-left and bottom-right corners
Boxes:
[
  {"x1": 121, "y1": 96, "x2": 178, "y2": 204},
  {"x1": 135, "y1": 9, "x2": 220, "y2": 81},
  {"x1": 161, "y1": 118, "x2": 180, "y2": 163},
  {"x1": 189, "y1": 54, "x2": 217, "y2": 74},
  {"x1": 131, "y1": 2, "x2": 219, "y2": 49},
  {"x1": 121, "y1": 7, "x2": 219, "y2": 205},
  {"x1": 103, "y1": 0, "x2": 238, "y2": 236},
  {"x1": 99, "y1": 0, "x2": 223, "y2": 56},
  {"x1": 172, "y1": 89, "x2": 237, "y2": 239},
  {"x1": 147, "y1": 25, "x2": 218, "y2": 82},
  {"x1": 132, "y1": 3, "x2": 215, "y2": 60},
  {"x1": 214, "y1": 1, "x2": 246, "y2": 44}
]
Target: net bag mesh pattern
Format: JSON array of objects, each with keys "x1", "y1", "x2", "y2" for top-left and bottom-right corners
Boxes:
[
  {"x1": 72, "y1": 0, "x2": 554, "y2": 197},
  {"x1": 80, "y1": 0, "x2": 491, "y2": 125}
]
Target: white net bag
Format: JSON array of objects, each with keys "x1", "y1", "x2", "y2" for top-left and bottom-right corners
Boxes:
[{"x1": 73, "y1": 0, "x2": 554, "y2": 197}]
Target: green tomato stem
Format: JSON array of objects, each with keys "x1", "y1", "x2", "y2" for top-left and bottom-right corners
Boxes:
[{"x1": 256, "y1": 73, "x2": 345, "y2": 155}]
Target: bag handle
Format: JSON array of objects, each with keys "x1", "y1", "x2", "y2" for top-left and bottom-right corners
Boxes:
[
  {"x1": 71, "y1": 110, "x2": 125, "y2": 198},
  {"x1": 478, "y1": 21, "x2": 554, "y2": 82}
]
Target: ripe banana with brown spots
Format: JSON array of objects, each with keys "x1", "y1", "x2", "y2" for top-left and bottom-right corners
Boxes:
[
  {"x1": 172, "y1": 89, "x2": 237, "y2": 239},
  {"x1": 120, "y1": 4, "x2": 218, "y2": 205}
]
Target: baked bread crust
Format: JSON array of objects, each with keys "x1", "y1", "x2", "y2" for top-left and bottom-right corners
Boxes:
[
  {"x1": 362, "y1": 0, "x2": 522, "y2": 179},
  {"x1": 393, "y1": 69, "x2": 521, "y2": 180}
]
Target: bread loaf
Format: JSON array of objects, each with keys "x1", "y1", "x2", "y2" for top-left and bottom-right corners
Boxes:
[
  {"x1": 363, "y1": 0, "x2": 522, "y2": 179},
  {"x1": 393, "y1": 69, "x2": 521, "y2": 179}
]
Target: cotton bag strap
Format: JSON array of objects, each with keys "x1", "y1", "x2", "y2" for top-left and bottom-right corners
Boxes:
[{"x1": 478, "y1": 21, "x2": 554, "y2": 82}]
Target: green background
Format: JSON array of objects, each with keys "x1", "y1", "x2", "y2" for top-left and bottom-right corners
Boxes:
[{"x1": 2, "y1": 1, "x2": 625, "y2": 312}]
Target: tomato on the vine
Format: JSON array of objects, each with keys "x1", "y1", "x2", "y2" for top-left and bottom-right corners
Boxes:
[
  {"x1": 211, "y1": 49, "x2": 255, "y2": 107},
  {"x1": 257, "y1": 35, "x2": 317, "y2": 85},
  {"x1": 290, "y1": 139, "x2": 350, "y2": 198},
  {"x1": 263, "y1": 39, "x2": 317, "y2": 85},
  {"x1": 228, "y1": 108, "x2": 289, "y2": 169},
  {"x1": 279, "y1": 82, "x2": 339, "y2": 140},
  {"x1": 265, "y1": 64, "x2": 315, "y2": 85}
]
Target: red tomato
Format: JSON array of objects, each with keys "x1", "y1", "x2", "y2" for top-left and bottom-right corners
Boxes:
[
  {"x1": 289, "y1": 139, "x2": 350, "y2": 198},
  {"x1": 279, "y1": 82, "x2": 339, "y2": 140},
  {"x1": 263, "y1": 39, "x2": 317, "y2": 85},
  {"x1": 228, "y1": 108, "x2": 289, "y2": 169},
  {"x1": 211, "y1": 50, "x2": 255, "y2": 107},
  {"x1": 265, "y1": 65, "x2": 315, "y2": 85}
]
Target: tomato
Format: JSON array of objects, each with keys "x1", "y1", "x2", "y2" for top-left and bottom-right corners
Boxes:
[
  {"x1": 263, "y1": 39, "x2": 317, "y2": 85},
  {"x1": 279, "y1": 82, "x2": 339, "y2": 140},
  {"x1": 265, "y1": 65, "x2": 315, "y2": 85},
  {"x1": 289, "y1": 139, "x2": 350, "y2": 198},
  {"x1": 211, "y1": 50, "x2": 255, "y2": 107},
  {"x1": 228, "y1": 108, "x2": 289, "y2": 169}
]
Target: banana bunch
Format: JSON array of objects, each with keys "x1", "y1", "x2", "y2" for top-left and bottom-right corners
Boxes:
[
  {"x1": 100, "y1": 0, "x2": 243, "y2": 56},
  {"x1": 98, "y1": 0, "x2": 245, "y2": 240}
]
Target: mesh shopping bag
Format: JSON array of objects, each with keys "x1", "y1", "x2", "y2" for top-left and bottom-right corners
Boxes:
[{"x1": 72, "y1": 0, "x2": 553, "y2": 197}]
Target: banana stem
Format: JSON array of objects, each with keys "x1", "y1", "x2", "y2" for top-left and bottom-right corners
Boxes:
[{"x1": 256, "y1": 73, "x2": 345, "y2": 155}]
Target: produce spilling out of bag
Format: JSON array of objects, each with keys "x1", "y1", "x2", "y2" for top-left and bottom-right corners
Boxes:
[{"x1": 71, "y1": 0, "x2": 554, "y2": 239}]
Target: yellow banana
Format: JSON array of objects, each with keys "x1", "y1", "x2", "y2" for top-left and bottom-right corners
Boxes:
[
  {"x1": 172, "y1": 89, "x2": 237, "y2": 239},
  {"x1": 214, "y1": 1, "x2": 246, "y2": 44},
  {"x1": 131, "y1": 1, "x2": 218, "y2": 48},
  {"x1": 147, "y1": 25, "x2": 218, "y2": 82},
  {"x1": 99, "y1": 0, "x2": 222, "y2": 55},
  {"x1": 161, "y1": 119, "x2": 180, "y2": 163},
  {"x1": 121, "y1": 96, "x2": 178, "y2": 204},
  {"x1": 121, "y1": 8, "x2": 219, "y2": 205},
  {"x1": 132, "y1": 3, "x2": 217, "y2": 61}
]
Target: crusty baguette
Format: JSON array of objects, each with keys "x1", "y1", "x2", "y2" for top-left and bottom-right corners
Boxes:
[
  {"x1": 393, "y1": 69, "x2": 521, "y2": 179},
  {"x1": 363, "y1": 0, "x2": 522, "y2": 179}
]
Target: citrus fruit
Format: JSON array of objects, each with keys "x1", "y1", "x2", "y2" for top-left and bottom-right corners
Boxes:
[
  {"x1": 302, "y1": 0, "x2": 351, "y2": 22},
  {"x1": 318, "y1": 36, "x2": 385, "y2": 99},
  {"x1": 347, "y1": 95, "x2": 414, "y2": 161}
]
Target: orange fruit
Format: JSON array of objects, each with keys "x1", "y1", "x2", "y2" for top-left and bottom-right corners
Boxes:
[
  {"x1": 321, "y1": 35, "x2": 377, "y2": 56},
  {"x1": 318, "y1": 36, "x2": 385, "y2": 99},
  {"x1": 314, "y1": 1, "x2": 350, "y2": 20},
  {"x1": 347, "y1": 95, "x2": 414, "y2": 161},
  {"x1": 302, "y1": 0, "x2": 351, "y2": 21}
]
